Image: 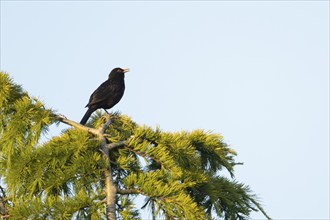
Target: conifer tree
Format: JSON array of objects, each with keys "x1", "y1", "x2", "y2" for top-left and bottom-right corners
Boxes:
[{"x1": 0, "y1": 71, "x2": 270, "y2": 220}]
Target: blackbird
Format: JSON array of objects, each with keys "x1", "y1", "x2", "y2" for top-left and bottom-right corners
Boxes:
[{"x1": 80, "y1": 67, "x2": 129, "y2": 125}]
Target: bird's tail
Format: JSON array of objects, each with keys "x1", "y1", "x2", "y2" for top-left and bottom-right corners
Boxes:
[{"x1": 80, "y1": 108, "x2": 95, "y2": 125}]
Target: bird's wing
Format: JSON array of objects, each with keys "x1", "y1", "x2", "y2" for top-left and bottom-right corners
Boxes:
[
  {"x1": 86, "y1": 81, "x2": 109, "y2": 106},
  {"x1": 86, "y1": 81, "x2": 123, "y2": 107}
]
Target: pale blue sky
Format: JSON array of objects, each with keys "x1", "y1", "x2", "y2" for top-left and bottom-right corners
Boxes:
[{"x1": 1, "y1": 1, "x2": 329, "y2": 219}]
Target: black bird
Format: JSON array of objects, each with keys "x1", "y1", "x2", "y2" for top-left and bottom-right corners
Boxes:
[{"x1": 80, "y1": 67, "x2": 129, "y2": 125}]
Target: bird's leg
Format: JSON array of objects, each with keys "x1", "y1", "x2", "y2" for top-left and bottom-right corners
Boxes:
[
  {"x1": 103, "y1": 108, "x2": 110, "y2": 115},
  {"x1": 102, "y1": 109, "x2": 112, "y2": 129}
]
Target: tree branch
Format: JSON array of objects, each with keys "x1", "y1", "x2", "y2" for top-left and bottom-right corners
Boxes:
[
  {"x1": 107, "y1": 141, "x2": 126, "y2": 150},
  {"x1": 104, "y1": 168, "x2": 117, "y2": 220},
  {"x1": 124, "y1": 147, "x2": 164, "y2": 169},
  {"x1": 107, "y1": 135, "x2": 134, "y2": 150},
  {"x1": 0, "y1": 185, "x2": 6, "y2": 199},
  {"x1": 99, "y1": 113, "x2": 113, "y2": 133},
  {"x1": 0, "y1": 185, "x2": 8, "y2": 219},
  {"x1": 117, "y1": 188, "x2": 140, "y2": 195},
  {"x1": 96, "y1": 115, "x2": 117, "y2": 220},
  {"x1": 54, "y1": 114, "x2": 100, "y2": 136}
]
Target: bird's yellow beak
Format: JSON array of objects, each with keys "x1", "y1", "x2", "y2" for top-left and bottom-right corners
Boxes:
[{"x1": 123, "y1": 68, "x2": 129, "y2": 73}]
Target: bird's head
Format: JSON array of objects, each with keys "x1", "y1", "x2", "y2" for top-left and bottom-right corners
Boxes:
[{"x1": 109, "y1": 67, "x2": 129, "y2": 79}]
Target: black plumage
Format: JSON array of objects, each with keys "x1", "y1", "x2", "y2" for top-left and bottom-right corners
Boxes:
[{"x1": 80, "y1": 67, "x2": 129, "y2": 125}]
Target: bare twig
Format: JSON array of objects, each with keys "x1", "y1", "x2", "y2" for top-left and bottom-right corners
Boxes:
[
  {"x1": 0, "y1": 185, "x2": 8, "y2": 219},
  {"x1": 117, "y1": 188, "x2": 140, "y2": 195},
  {"x1": 124, "y1": 147, "x2": 164, "y2": 169},
  {"x1": 54, "y1": 114, "x2": 100, "y2": 136},
  {"x1": 107, "y1": 135, "x2": 134, "y2": 150},
  {"x1": 99, "y1": 114, "x2": 113, "y2": 133},
  {"x1": 0, "y1": 185, "x2": 6, "y2": 198},
  {"x1": 107, "y1": 141, "x2": 126, "y2": 150}
]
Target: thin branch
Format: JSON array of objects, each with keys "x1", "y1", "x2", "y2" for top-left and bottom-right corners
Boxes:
[
  {"x1": 107, "y1": 136, "x2": 134, "y2": 150},
  {"x1": 0, "y1": 185, "x2": 6, "y2": 198},
  {"x1": 54, "y1": 114, "x2": 100, "y2": 136},
  {"x1": 0, "y1": 185, "x2": 8, "y2": 219},
  {"x1": 117, "y1": 188, "x2": 140, "y2": 195},
  {"x1": 124, "y1": 147, "x2": 164, "y2": 169},
  {"x1": 107, "y1": 141, "x2": 126, "y2": 150},
  {"x1": 99, "y1": 114, "x2": 112, "y2": 133}
]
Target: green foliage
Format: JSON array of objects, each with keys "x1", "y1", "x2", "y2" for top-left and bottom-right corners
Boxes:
[
  {"x1": 0, "y1": 72, "x2": 270, "y2": 219},
  {"x1": 119, "y1": 196, "x2": 140, "y2": 220},
  {"x1": 0, "y1": 72, "x2": 53, "y2": 169}
]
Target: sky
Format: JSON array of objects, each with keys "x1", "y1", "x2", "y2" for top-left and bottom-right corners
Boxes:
[{"x1": 1, "y1": 1, "x2": 329, "y2": 219}]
